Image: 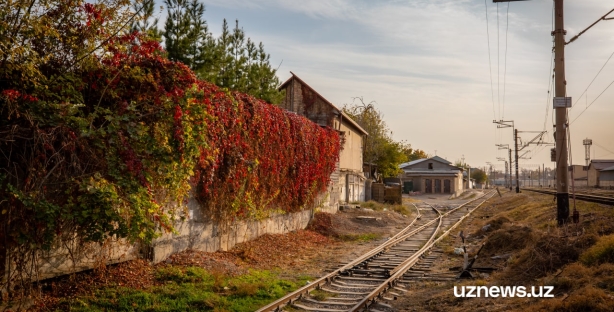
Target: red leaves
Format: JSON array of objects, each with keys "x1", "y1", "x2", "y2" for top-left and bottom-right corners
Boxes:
[
  {"x1": 2, "y1": 89, "x2": 38, "y2": 102},
  {"x1": 78, "y1": 31, "x2": 339, "y2": 223},
  {"x1": 193, "y1": 87, "x2": 341, "y2": 218},
  {"x1": 173, "y1": 105, "x2": 184, "y2": 153}
]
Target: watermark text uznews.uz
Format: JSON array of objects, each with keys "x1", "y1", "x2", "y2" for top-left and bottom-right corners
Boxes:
[{"x1": 454, "y1": 286, "x2": 555, "y2": 298}]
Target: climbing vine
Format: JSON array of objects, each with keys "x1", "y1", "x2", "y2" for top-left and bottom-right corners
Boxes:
[{"x1": 0, "y1": 1, "x2": 340, "y2": 293}]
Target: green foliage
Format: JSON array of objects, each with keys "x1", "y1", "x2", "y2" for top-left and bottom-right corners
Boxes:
[
  {"x1": 163, "y1": 0, "x2": 214, "y2": 71},
  {"x1": 130, "y1": 0, "x2": 163, "y2": 41},
  {"x1": 161, "y1": 4, "x2": 283, "y2": 104},
  {"x1": 338, "y1": 233, "x2": 381, "y2": 242},
  {"x1": 401, "y1": 145, "x2": 429, "y2": 162},
  {"x1": 471, "y1": 169, "x2": 487, "y2": 184},
  {"x1": 343, "y1": 97, "x2": 421, "y2": 178},
  {"x1": 0, "y1": 0, "x2": 339, "y2": 294},
  {"x1": 58, "y1": 268, "x2": 305, "y2": 311},
  {"x1": 581, "y1": 234, "x2": 614, "y2": 266},
  {"x1": 377, "y1": 140, "x2": 408, "y2": 177}
]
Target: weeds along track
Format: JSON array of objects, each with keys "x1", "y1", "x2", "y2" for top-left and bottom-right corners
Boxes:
[{"x1": 257, "y1": 190, "x2": 497, "y2": 312}]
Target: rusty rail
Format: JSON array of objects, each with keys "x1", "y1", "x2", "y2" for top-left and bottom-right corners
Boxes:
[
  {"x1": 351, "y1": 191, "x2": 496, "y2": 310},
  {"x1": 257, "y1": 190, "x2": 496, "y2": 312}
]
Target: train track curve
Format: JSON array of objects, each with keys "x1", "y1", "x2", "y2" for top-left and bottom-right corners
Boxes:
[{"x1": 256, "y1": 190, "x2": 497, "y2": 312}]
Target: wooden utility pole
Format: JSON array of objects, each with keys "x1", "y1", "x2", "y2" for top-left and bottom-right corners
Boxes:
[
  {"x1": 514, "y1": 129, "x2": 520, "y2": 193},
  {"x1": 509, "y1": 149, "x2": 512, "y2": 191},
  {"x1": 554, "y1": 0, "x2": 569, "y2": 225}
]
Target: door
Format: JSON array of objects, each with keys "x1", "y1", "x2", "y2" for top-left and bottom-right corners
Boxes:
[
  {"x1": 435, "y1": 179, "x2": 441, "y2": 193},
  {"x1": 425, "y1": 179, "x2": 432, "y2": 194},
  {"x1": 403, "y1": 181, "x2": 413, "y2": 193},
  {"x1": 444, "y1": 179, "x2": 451, "y2": 193}
]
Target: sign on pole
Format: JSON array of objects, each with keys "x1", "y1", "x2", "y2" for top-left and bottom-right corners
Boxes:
[{"x1": 553, "y1": 97, "x2": 572, "y2": 108}]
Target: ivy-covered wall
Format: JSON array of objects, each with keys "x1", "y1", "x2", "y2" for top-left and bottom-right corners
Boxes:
[{"x1": 0, "y1": 1, "x2": 341, "y2": 286}]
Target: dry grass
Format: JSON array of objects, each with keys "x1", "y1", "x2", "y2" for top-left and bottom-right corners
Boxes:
[
  {"x1": 487, "y1": 193, "x2": 614, "y2": 309},
  {"x1": 528, "y1": 285, "x2": 614, "y2": 312},
  {"x1": 358, "y1": 200, "x2": 412, "y2": 216},
  {"x1": 580, "y1": 234, "x2": 614, "y2": 266}
]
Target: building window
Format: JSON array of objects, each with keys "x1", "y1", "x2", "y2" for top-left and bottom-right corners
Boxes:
[{"x1": 428, "y1": 163, "x2": 433, "y2": 169}]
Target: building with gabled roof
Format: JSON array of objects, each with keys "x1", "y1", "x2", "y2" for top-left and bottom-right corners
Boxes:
[
  {"x1": 588, "y1": 160, "x2": 614, "y2": 188},
  {"x1": 398, "y1": 156, "x2": 464, "y2": 196},
  {"x1": 279, "y1": 72, "x2": 368, "y2": 209}
]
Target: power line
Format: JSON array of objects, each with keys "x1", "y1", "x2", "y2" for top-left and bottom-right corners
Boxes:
[
  {"x1": 497, "y1": 2, "x2": 500, "y2": 120},
  {"x1": 570, "y1": 77, "x2": 614, "y2": 124},
  {"x1": 485, "y1": 0, "x2": 496, "y2": 120},
  {"x1": 594, "y1": 142, "x2": 614, "y2": 157},
  {"x1": 502, "y1": 2, "x2": 510, "y2": 119},
  {"x1": 570, "y1": 50, "x2": 614, "y2": 113}
]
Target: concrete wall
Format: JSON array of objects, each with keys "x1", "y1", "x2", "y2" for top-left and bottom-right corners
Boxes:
[
  {"x1": 338, "y1": 122, "x2": 363, "y2": 172},
  {"x1": 4, "y1": 237, "x2": 138, "y2": 283},
  {"x1": 6, "y1": 194, "x2": 322, "y2": 283},
  {"x1": 400, "y1": 174, "x2": 463, "y2": 197},
  {"x1": 150, "y1": 197, "x2": 315, "y2": 263},
  {"x1": 588, "y1": 167, "x2": 599, "y2": 187},
  {"x1": 600, "y1": 171, "x2": 614, "y2": 188}
]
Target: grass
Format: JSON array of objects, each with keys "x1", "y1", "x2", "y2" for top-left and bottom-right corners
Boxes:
[
  {"x1": 310, "y1": 289, "x2": 336, "y2": 301},
  {"x1": 581, "y1": 234, "x2": 614, "y2": 266},
  {"x1": 338, "y1": 233, "x2": 381, "y2": 242},
  {"x1": 55, "y1": 268, "x2": 311, "y2": 312},
  {"x1": 357, "y1": 200, "x2": 412, "y2": 216}
]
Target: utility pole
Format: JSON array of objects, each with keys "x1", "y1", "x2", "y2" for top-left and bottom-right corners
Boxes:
[
  {"x1": 554, "y1": 0, "x2": 569, "y2": 225},
  {"x1": 505, "y1": 161, "x2": 508, "y2": 188},
  {"x1": 509, "y1": 149, "x2": 513, "y2": 191},
  {"x1": 514, "y1": 129, "x2": 520, "y2": 193}
]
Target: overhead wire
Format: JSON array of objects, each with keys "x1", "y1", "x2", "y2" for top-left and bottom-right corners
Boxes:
[
  {"x1": 497, "y1": 2, "x2": 500, "y2": 120},
  {"x1": 502, "y1": 2, "x2": 510, "y2": 119},
  {"x1": 485, "y1": 0, "x2": 496, "y2": 121},
  {"x1": 570, "y1": 77, "x2": 614, "y2": 124},
  {"x1": 594, "y1": 142, "x2": 614, "y2": 157},
  {"x1": 570, "y1": 50, "x2": 614, "y2": 113}
]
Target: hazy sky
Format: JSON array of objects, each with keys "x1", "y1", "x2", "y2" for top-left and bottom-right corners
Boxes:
[{"x1": 157, "y1": 0, "x2": 614, "y2": 171}]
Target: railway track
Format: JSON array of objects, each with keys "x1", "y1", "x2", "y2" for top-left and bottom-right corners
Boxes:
[
  {"x1": 522, "y1": 188, "x2": 614, "y2": 206},
  {"x1": 256, "y1": 191, "x2": 496, "y2": 312}
]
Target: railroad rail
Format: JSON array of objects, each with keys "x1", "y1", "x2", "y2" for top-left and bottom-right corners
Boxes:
[
  {"x1": 522, "y1": 188, "x2": 614, "y2": 206},
  {"x1": 256, "y1": 190, "x2": 496, "y2": 312}
]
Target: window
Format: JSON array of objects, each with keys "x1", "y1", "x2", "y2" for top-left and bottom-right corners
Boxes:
[{"x1": 428, "y1": 163, "x2": 433, "y2": 170}]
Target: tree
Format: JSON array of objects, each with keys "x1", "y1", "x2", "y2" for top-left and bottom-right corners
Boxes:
[
  {"x1": 343, "y1": 97, "x2": 424, "y2": 178},
  {"x1": 377, "y1": 140, "x2": 408, "y2": 177},
  {"x1": 343, "y1": 98, "x2": 389, "y2": 174},
  {"x1": 454, "y1": 160, "x2": 468, "y2": 168},
  {"x1": 401, "y1": 144, "x2": 429, "y2": 162},
  {"x1": 163, "y1": 0, "x2": 213, "y2": 71},
  {"x1": 131, "y1": 0, "x2": 163, "y2": 41},
  {"x1": 471, "y1": 169, "x2": 487, "y2": 184}
]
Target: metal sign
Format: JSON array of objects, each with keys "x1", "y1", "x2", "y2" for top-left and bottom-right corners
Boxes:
[
  {"x1": 553, "y1": 97, "x2": 572, "y2": 108},
  {"x1": 551, "y1": 148, "x2": 556, "y2": 162}
]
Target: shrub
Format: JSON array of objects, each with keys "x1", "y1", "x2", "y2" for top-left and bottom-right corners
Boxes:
[{"x1": 580, "y1": 234, "x2": 614, "y2": 266}]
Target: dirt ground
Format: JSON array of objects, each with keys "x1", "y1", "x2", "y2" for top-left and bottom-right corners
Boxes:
[
  {"x1": 391, "y1": 189, "x2": 614, "y2": 312},
  {"x1": 29, "y1": 188, "x2": 614, "y2": 311},
  {"x1": 29, "y1": 201, "x2": 417, "y2": 311}
]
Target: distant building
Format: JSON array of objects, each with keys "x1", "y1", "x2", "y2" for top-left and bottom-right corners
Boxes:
[
  {"x1": 600, "y1": 165, "x2": 614, "y2": 188},
  {"x1": 568, "y1": 164, "x2": 588, "y2": 188},
  {"x1": 398, "y1": 156, "x2": 464, "y2": 197},
  {"x1": 278, "y1": 72, "x2": 369, "y2": 207},
  {"x1": 587, "y1": 160, "x2": 614, "y2": 188}
]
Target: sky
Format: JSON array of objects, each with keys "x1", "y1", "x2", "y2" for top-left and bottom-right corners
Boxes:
[{"x1": 156, "y1": 0, "x2": 614, "y2": 171}]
